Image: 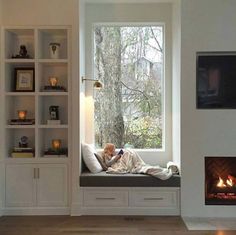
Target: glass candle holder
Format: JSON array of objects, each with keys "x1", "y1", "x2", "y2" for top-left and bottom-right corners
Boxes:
[
  {"x1": 49, "y1": 77, "x2": 58, "y2": 87},
  {"x1": 52, "y1": 139, "x2": 61, "y2": 150},
  {"x1": 18, "y1": 110, "x2": 27, "y2": 120}
]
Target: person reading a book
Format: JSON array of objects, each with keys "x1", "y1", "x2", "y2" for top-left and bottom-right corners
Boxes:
[{"x1": 101, "y1": 143, "x2": 123, "y2": 167}]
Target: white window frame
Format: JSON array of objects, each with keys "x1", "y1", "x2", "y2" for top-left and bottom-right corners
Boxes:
[{"x1": 85, "y1": 22, "x2": 172, "y2": 164}]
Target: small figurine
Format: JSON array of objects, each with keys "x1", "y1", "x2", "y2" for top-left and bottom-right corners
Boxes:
[
  {"x1": 49, "y1": 42, "x2": 60, "y2": 59},
  {"x1": 12, "y1": 45, "x2": 30, "y2": 59},
  {"x1": 19, "y1": 45, "x2": 28, "y2": 58},
  {"x1": 19, "y1": 136, "x2": 28, "y2": 148},
  {"x1": 49, "y1": 106, "x2": 59, "y2": 120}
]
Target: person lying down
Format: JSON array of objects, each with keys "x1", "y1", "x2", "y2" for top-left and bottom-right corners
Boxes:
[{"x1": 101, "y1": 143, "x2": 179, "y2": 180}]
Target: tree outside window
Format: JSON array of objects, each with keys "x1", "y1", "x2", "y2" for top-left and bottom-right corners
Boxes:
[{"x1": 94, "y1": 26, "x2": 163, "y2": 149}]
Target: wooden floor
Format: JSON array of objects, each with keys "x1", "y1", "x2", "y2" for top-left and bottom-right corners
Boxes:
[{"x1": 0, "y1": 216, "x2": 235, "y2": 235}]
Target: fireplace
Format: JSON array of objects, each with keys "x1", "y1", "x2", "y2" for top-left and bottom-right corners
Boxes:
[{"x1": 205, "y1": 157, "x2": 236, "y2": 205}]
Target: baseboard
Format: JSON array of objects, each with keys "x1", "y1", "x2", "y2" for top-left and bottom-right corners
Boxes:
[
  {"x1": 0, "y1": 200, "x2": 3, "y2": 216},
  {"x1": 3, "y1": 207, "x2": 70, "y2": 216},
  {"x1": 70, "y1": 203, "x2": 82, "y2": 216},
  {"x1": 78, "y1": 207, "x2": 180, "y2": 216}
]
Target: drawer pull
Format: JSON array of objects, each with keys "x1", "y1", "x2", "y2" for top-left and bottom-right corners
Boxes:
[
  {"x1": 95, "y1": 197, "x2": 116, "y2": 200},
  {"x1": 144, "y1": 197, "x2": 164, "y2": 201}
]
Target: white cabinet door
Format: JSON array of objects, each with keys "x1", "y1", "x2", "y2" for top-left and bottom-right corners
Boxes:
[
  {"x1": 6, "y1": 164, "x2": 36, "y2": 207},
  {"x1": 37, "y1": 164, "x2": 68, "y2": 207}
]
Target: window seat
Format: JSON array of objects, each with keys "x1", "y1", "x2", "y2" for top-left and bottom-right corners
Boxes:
[{"x1": 80, "y1": 170, "x2": 181, "y2": 187}]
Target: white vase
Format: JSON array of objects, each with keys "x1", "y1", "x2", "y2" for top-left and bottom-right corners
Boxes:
[{"x1": 49, "y1": 42, "x2": 60, "y2": 59}]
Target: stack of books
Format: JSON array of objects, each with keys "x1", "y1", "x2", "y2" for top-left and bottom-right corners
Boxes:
[
  {"x1": 11, "y1": 147, "x2": 34, "y2": 158},
  {"x1": 9, "y1": 119, "x2": 35, "y2": 125}
]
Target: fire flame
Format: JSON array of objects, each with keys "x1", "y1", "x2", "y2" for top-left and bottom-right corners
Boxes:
[
  {"x1": 217, "y1": 177, "x2": 226, "y2": 188},
  {"x1": 217, "y1": 175, "x2": 235, "y2": 188},
  {"x1": 226, "y1": 178, "x2": 233, "y2": 187}
]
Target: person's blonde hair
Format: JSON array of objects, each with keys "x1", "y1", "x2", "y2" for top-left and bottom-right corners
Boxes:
[{"x1": 103, "y1": 143, "x2": 115, "y2": 156}]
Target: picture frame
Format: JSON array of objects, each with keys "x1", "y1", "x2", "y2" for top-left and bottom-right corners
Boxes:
[{"x1": 15, "y1": 68, "x2": 35, "y2": 91}]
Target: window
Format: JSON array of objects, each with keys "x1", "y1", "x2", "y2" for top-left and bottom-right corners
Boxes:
[{"x1": 93, "y1": 25, "x2": 164, "y2": 149}]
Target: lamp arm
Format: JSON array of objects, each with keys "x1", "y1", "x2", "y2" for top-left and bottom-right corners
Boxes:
[{"x1": 82, "y1": 77, "x2": 99, "y2": 83}]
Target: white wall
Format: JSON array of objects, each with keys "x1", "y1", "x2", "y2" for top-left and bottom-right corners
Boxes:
[
  {"x1": 181, "y1": 0, "x2": 236, "y2": 217},
  {"x1": 84, "y1": 2, "x2": 173, "y2": 166},
  {"x1": 172, "y1": 0, "x2": 181, "y2": 169},
  {"x1": 0, "y1": 0, "x2": 2, "y2": 24},
  {"x1": 0, "y1": 0, "x2": 4, "y2": 216},
  {"x1": 2, "y1": 0, "x2": 76, "y2": 25}
]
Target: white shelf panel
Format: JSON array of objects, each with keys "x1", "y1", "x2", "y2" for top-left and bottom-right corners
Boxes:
[
  {"x1": 39, "y1": 125, "x2": 68, "y2": 129},
  {"x1": 39, "y1": 92, "x2": 68, "y2": 96},
  {"x1": 5, "y1": 59, "x2": 35, "y2": 63},
  {"x1": 5, "y1": 92, "x2": 35, "y2": 96},
  {"x1": 38, "y1": 59, "x2": 68, "y2": 64},
  {"x1": 6, "y1": 125, "x2": 36, "y2": 129},
  {"x1": 5, "y1": 157, "x2": 69, "y2": 164}
]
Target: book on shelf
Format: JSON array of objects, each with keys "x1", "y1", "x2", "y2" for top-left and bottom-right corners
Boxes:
[
  {"x1": 42, "y1": 86, "x2": 66, "y2": 92},
  {"x1": 43, "y1": 154, "x2": 67, "y2": 158},
  {"x1": 47, "y1": 120, "x2": 61, "y2": 125},
  {"x1": 9, "y1": 119, "x2": 35, "y2": 125},
  {"x1": 13, "y1": 147, "x2": 34, "y2": 152},
  {"x1": 11, "y1": 152, "x2": 34, "y2": 158}
]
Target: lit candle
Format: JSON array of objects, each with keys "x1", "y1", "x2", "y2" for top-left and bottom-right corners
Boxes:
[
  {"x1": 52, "y1": 139, "x2": 61, "y2": 150},
  {"x1": 49, "y1": 77, "x2": 58, "y2": 87},
  {"x1": 18, "y1": 110, "x2": 27, "y2": 120}
]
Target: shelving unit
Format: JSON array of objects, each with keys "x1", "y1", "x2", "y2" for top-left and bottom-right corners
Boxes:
[
  {"x1": 2, "y1": 26, "x2": 70, "y2": 160},
  {"x1": 1, "y1": 26, "x2": 71, "y2": 215}
]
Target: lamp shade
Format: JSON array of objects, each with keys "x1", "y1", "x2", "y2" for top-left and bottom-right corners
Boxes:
[
  {"x1": 93, "y1": 80, "x2": 103, "y2": 89},
  {"x1": 82, "y1": 77, "x2": 103, "y2": 89}
]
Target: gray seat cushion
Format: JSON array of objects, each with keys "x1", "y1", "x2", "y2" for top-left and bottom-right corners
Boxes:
[{"x1": 80, "y1": 171, "x2": 181, "y2": 187}]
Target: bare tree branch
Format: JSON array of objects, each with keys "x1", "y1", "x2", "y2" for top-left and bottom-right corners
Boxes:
[
  {"x1": 120, "y1": 80, "x2": 151, "y2": 115},
  {"x1": 150, "y1": 27, "x2": 163, "y2": 53}
]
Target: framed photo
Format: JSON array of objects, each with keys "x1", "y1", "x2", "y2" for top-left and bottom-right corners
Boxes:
[{"x1": 15, "y1": 68, "x2": 34, "y2": 91}]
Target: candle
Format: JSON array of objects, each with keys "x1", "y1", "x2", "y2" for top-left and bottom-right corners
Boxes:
[
  {"x1": 52, "y1": 139, "x2": 61, "y2": 150},
  {"x1": 18, "y1": 110, "x2": 27, "y2": 120},
  {"x1": 49, "y1": 77, "x2": 58, "y2": 87}
]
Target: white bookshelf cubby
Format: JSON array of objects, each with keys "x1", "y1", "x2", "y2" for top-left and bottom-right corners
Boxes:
[
  {"x1": 2, "y1": 26, "x2": 70, "y2": 160},
  {"x1": 37, "y1": 29, "x2": 68, "y2": 60},
  {"x1": 4, "y1": 28, "x2": 35, "y2": 59}
]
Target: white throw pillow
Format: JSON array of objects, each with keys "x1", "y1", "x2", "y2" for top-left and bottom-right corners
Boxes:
[{"x1": 81, "y1": 143, "x2": 103, "y2": 173}]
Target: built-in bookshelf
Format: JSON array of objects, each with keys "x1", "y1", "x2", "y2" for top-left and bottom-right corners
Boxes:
[{"x1": 2, "y1": 27, "x2": 71, "y2": 160}]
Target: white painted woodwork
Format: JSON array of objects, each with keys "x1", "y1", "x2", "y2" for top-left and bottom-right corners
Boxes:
[
  {"x1": 129, "y1": 188, "x2": 178, "y2": 208},
  {"x1": 5, "y1": 164, "x2": 36, "y2": 207},
  {"x1": 83, "y1": 188, "x2": 128, "y2": 207},
  {"x1": 5, "y1": 164, "x2": 68, "y2": 209},
  {"x1": 2, "y1": 26, "x2": 70, "y2": 160},
  {"x1": 80, "y1": 187, "x2": 180, "y2": 215},
  {"x1": 2, "y1": 26, "x2": 71, "y2": 215},
  {"x1": 37, "y1": 164, "x2": 68, "y2": 207}
]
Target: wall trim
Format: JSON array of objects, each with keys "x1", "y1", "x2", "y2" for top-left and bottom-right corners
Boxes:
[
  {"x1": 0, "y1": 201, "x2": 3, "y2": 217},
  {"x1": 78, "y1": 207, "x2": 180, "y2": 216},
  {"x1": 3, "y1": 207, "x2": 70, "y2": 216},
  {"x1": 70, "y1": 203, "x2": 83, "y2": 216}
]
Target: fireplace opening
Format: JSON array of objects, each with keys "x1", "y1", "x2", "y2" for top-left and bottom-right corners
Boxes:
[{"x1": 205, "y1": 157, "x2": 236, "y2": 205}]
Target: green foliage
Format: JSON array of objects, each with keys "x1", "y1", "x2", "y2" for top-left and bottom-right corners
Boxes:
[{"x1": 123, "y1": 117, "x2": 162, "y2": 149}]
